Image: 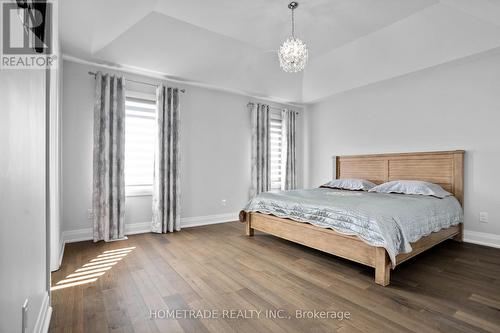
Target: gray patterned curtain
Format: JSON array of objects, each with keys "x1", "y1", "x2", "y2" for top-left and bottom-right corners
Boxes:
[
  {"x1": 152, "y1": 86, "x2": 181, "y2": 233},
  {"x1": 250, "y1": 103, "x2": 270, "y2": 197},
  {"x1": 282, "y1": 109, "x2": 297, "y2": 190},
  {"x1": 92, "y1": 72, "x2": 126, "y2": 242}
]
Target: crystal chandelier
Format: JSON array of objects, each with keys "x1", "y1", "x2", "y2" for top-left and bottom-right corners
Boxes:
[{"x1": 278, "y1": 2, "x2": 308, "y2": 73}]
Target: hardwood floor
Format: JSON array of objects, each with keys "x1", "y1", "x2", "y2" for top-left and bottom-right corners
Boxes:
[{"x1": 50, "y1": 222, "x2": 500, "y2": 333}]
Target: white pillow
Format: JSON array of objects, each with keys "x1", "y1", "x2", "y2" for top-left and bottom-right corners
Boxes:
[
  {"x1": 369, "y1": 180, "x2": 451, "y2": 198},
  {"x1": 321, "y1": 179, "x2": 376, "y2": 191}
]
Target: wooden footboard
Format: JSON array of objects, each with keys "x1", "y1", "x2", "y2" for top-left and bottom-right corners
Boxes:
[{"x1": 240, "y1": 211, "x2": 461, "y2": 286}]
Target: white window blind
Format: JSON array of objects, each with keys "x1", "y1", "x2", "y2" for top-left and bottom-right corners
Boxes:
[
  {"x1": 124, "y1": 94, "x2": 156, "y2": 196},
  {"x1": 269, "y1": 110, "x2": 283, "y2": 191}
]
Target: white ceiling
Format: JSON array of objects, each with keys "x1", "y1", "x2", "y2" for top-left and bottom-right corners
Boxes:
[
  {"x1": 152, "y1": 0, "x2": 438, "y2": 56},
  {"x1": 60, "y1": 0, "x2": 500, "y2": 103},
  {"x1": 303, "y1": 2, "x2": 500, "y2": 101}
]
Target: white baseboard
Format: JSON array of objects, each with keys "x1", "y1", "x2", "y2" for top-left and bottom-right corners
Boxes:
[
  {"x1": 181, "y1": 212, "x2": 238, "y2": 228},
  {"x1": 61, "y1": 219, "x2": 499, "y2": 257},
  {"x1": 61, "y1": 222, "x2": 150, "y2": 244},
  {"x1": 34, "y1": 292, "x2": 52, "y2": 333},
  {"x1": 464, "y1": 230, "x2": 500, "y2": 248},
  {"x1": 62, "y1": 227, "x2": 93, "y2": 243},
  {"x1": 125, "y1": 221, "x2": 152, "y2": 235},
  {"x1": 51, "y1": 238, "x2": 65, "y2": 272},
  {"x1": 62, "y1": 212, "x2": 239, "y2": 244},
  {"x1": 58, "y1": 237, "x2": 65, "y2": 268}
]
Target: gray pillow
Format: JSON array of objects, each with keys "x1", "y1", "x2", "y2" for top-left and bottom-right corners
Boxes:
[
  {"x1": 369, "y1": 180, "x2": 451, "y2": 198},
  {"x1": 321, "y1": 179, "x2": 376, "y2": 191}
]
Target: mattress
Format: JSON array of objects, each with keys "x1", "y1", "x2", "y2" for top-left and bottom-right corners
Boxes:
[{"x1": 243, "y1": 188, "x2": 463, "y2": 266}]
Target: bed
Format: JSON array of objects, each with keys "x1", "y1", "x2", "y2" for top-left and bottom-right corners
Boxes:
[{"x1": 240, "y1": 150, "x2": 464, "y2": 286}]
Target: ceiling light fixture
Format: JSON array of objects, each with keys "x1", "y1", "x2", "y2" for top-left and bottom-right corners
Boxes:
[{"x1": 278, "y1": 2, "x2": 309, "y2": 73}]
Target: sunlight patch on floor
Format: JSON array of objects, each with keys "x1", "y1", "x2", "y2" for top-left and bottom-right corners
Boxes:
[{"x1": 51, "y1": 246, "x2": 135, "y2": 291}]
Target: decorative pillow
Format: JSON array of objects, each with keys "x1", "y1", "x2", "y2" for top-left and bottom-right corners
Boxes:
[
  {"x1": 369, "y1": 180, "x2": 451, "y2": 198},
  {"x1": 321, "y1": 179, "x2": 376, "y2": 191}
]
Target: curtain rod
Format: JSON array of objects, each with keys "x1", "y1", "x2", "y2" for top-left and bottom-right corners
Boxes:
[
  {"x1": 247, "y1": 102, "x2": 299, "y2": 115},
  {"x1": 88, "y1": 71, "x2": 186, "y2": 93}
]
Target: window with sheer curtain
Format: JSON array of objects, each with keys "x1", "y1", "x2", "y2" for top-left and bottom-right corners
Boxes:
[
  {"x1": 269, "y1": 110, "x2": 283, "y2": 191},
  {"x1": 124, "y1": 93, "x2": 156, "y2": 196}
]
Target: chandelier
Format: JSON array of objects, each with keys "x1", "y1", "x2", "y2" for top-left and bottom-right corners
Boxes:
[{"x1": 278, "y1": 2, "x2": 309, "y2": 73}]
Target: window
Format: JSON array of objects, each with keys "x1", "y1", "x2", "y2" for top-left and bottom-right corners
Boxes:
[
  {"x1": 124, "y1": 92, "x2": 156, "y2": 196},
  {"x1": 269, "y1": 110, "x2": 283, "y2": 191}
]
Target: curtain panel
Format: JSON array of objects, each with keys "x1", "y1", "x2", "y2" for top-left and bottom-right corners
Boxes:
[
  {"x1": 152, "y1": 86, "x2": 181, "y2": 233},
  {"x1": 92, "y1": 72, "x2": 126, "y2": 242},
  {"x1": 250, "y1": 103, "x2": 270, "y2": 197},
  {"x1": 281, "y1": 109, "x2": 297, "y2": 190}
]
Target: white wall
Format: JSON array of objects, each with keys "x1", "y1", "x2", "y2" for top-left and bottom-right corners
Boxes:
[
  {"x1": 62, "y1": 60, "x2": 304, "y2": 234},
  {"x1": 49, "y1": 16, "x2": 63, "y2": 272},
  {"x1": 0, "y1": 70, "x2": 49, "y2": 332},
  {"x1": 306, "y1": 49, "x2": 500, "y2": 236}
]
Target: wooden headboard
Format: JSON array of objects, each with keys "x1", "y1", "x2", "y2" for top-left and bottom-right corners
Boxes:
[{"x1": 336, "y1": 150, "x2": 464, "y2": 205}]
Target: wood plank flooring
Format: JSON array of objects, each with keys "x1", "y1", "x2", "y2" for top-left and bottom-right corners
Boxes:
[{"x1": 49, "y1": 222, "x2": 500, "y2": 333}]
